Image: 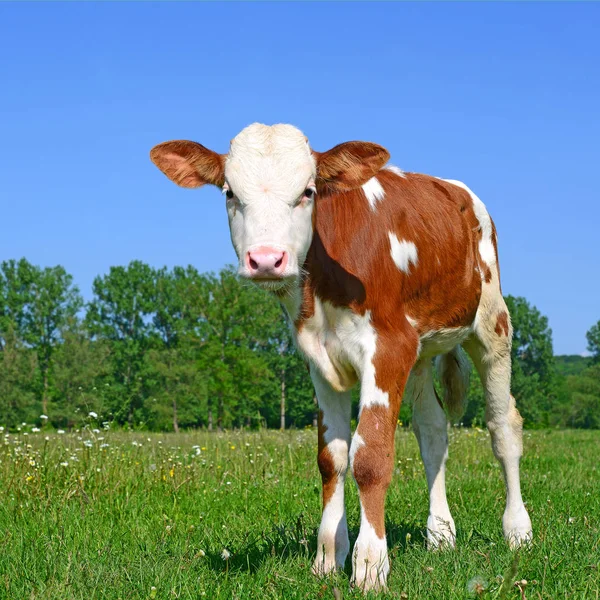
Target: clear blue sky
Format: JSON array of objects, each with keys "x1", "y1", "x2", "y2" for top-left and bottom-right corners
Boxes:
[{"x1": 1, "y1": 3, "x2": 598, "y2": 355}]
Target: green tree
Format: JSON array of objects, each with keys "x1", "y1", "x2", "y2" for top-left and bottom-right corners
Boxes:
[
  {"x1": 505, "y1": 295, "x2": 558, "y2": 426},
  {"x1": 86, "y1": 261, "x2": 156, "y2": 426},
  {"x1": 0, "y1": 259, "x2": 36, "y2": 350},
  {"x1": 1, "y1": 259, "x2": 83, "y2": 417},
  {"x1": 145, "y1": 266, "x2": 209, "y2": 431},
  {"x1": 561, "y1": 363, "x2": 600, "y2": 428},
  {"x1": 259, "y1": 304, "x2": 315, "y2": 429},
  {"x1": 145, "y1": 344, "x2": 207, "y2": 431},
  {"x1": 0, "y1": 324, "x2": 38, "y2": 427},
  {"x1": 196, "y1": 266, "x2": 277, "y2": 430},
  {"x1": 586, "y1": 321, "x2": 600, "y2": 362},
  {"x1": 24, "y1": 265, "x2": 83, "y2": 415},
  {"x1": 51, "y1": 318, "x2": 111, "y2": 427}
]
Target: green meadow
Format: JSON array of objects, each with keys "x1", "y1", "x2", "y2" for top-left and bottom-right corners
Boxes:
[{"x1": 1, "y1": 427, "x2": 598, "y2": 599}]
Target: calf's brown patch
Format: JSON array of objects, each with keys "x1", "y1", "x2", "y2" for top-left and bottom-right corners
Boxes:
[
  {"x1": 495, "y1": 311, "x2": 510, "y2": 337},
  {"x1": 317, "y1": 410, "x2": 338, "y2": 509}
]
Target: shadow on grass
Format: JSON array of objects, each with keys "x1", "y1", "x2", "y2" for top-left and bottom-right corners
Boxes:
[
  {"x1": 202, "y1": 512, "x2": 316, "y2": 574},
  {"x1": 202, "y1": 513, "x2": 425, "y2": 577}
]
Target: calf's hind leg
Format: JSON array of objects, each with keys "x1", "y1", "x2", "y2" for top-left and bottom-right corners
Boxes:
[
  {"x1": 463, "y1": 308, "x2": 532, "y2": 547},
  {"x1": 408, "y1": 359, "x2": 456, "y2": 548}
]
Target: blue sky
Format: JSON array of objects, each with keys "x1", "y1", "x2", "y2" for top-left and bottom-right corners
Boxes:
[{"x1": 1, "y1": 3, "x2": 598, "y2": 355}]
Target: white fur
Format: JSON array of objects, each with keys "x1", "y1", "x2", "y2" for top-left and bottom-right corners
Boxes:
[
  {"x1": 407, "y1": 360, "x2": 456, "y2": 548},
  {"x1": 388, "y1": 232, "x2": 418, "y2": 274},
  {"x1": 225, "y1": 123, "x2": 316, "y2": 286},
  {"x1": 383, "y1": 164, "x2": 406, "y2": 177},
  {"x1": 349, "y1": 433, "x2": 365, "y2": 471},
  {"x1": 362, "y1": 177, "x2": 385, "y2": 210},
  {"x1": 406, "y1": 315, "x2": 418, "y2": 328},
  {"x1": 291, "y1": 300, "x2": 389, "y2": 409},
  {"x1": 418, "y1": 326, "x2": 472, "y2": 359},
  {"x1": 354, "y1": 310, "x2": 389, "y2": 410},
  {"x1": 311, "y1": 368, "x2": 352, "y2": 574},
  {"x1": 351, "y1": 506, "x2": 389, "y2": 591},
  {"x1": 462, "y1": 243, "x2": 533, "y2": 548},
  {"x1": 293, "y1": 298, "x2": 357, "y2": 392}
]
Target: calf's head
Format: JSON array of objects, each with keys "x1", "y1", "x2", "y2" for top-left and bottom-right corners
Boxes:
[{"x1": 150, "y1": 123, "x2": 389, "y2": 292}]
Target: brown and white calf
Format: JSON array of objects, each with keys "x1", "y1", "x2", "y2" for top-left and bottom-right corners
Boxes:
[{"x1": 150, "y1": 123, "x2": 533, "y2": 591}]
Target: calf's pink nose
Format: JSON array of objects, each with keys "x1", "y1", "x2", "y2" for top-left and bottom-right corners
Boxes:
[{"x1": 246, "y1": 247, "x2": 288, "y2": 278}]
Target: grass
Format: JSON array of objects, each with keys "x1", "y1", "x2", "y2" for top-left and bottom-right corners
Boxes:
[{"x1": 0, "y1": 425, "x2": 598, "y2": 599}]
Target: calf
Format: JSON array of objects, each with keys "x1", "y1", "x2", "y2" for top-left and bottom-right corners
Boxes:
[{"x1": 150, "y1": 123, "x2": 533, "y2": 591}]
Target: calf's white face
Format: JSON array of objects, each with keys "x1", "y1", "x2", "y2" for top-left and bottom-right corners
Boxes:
[
  {"x1": 224, "y1": 124, "x2": 316, "y2": 291},
  {"x1": 150, "y1": 122, "x2": 390, "y2": 292}
]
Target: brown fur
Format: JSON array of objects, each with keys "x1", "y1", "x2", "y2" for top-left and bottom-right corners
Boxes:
[
  {"x1": 353, "y1": 401, "x2": 402, "y2": 538},
  {"x1": 315, "y1": 142, "x2": 390, "y2": 195},
  {"x1": 495, "y1": 311, "x2": 510, "y2": 337},
  {"x1": 150, "y1": 141, "x2": 225, "y2": 188},
  {"x1": 317, "y1": 410, "x2": 338, "y2": 509},
  {"x1": 301, "y1": 171, "x2": 484, "y2": 334},
  {"x1": 297, "y1": 167, "x2": 490, "y2": 539}
]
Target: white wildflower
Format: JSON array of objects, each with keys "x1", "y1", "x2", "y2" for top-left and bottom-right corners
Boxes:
[
  {"x1": 467, "y1": 575, "x2": 488, "y2": 596},
  {"x1": 88, "y1": 411, "x2": 98, "y2": 419},
  {"x1": 31, "y1": 427, "x2": 40, "y2": 433},
  {"x1": 57, "y1": 430, "x2": 65, "y2": 434},
  {"x1": 221, "y1": 549, "x2": 230, "y2": 560},
  {"x1": 40, "y1": 415, "x2": 48, "y2": 421}
]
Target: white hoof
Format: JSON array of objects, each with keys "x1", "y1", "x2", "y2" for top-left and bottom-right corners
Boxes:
[
  {"x1": 312, "y1": 553, "x2": 338, "y2": 577},
  {"x1": 351, "y1": 533, "x2": 390, "y2": 593},
  {"x1": 503, "y1": 506, "x2": 533, "y2": 549},
  {"x1": 426, "y1": 513, "x2": 456, "y2": 549},
  {"x1": 312, "y1": 527, "x2": 349, "y2": 576}
]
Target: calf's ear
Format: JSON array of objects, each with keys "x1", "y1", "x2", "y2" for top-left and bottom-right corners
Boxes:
[
  {"x1": 315, "y1": 141, "x2": 390, "y2": 193},
  {"x1": 150, "y1": 140, "x2": 225, "y2": 188}
]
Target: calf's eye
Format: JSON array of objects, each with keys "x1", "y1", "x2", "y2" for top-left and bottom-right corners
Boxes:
[
  {"x1": 225, "y1": 190, "x2": 234, "y2": 200},
  {"x1": 304, "y1": 188, "x2": 315, "y2": 199}
]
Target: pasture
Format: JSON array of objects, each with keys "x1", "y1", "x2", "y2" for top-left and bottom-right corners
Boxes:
[{"x1": 1, "y1": 426, "x2": 598, "y2": 599}]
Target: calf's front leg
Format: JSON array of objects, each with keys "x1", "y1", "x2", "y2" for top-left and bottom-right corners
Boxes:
[
  {"x1": 310, "y1": 368, "x2": 352, "y2": 575},
  {"x1": 349, "y1": 332, "x2": 416, "y2": 592}
]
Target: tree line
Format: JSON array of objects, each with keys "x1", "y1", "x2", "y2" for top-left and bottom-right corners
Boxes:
[{"x1": 1, "y1": 258, "x2": 598, "y2": 431}]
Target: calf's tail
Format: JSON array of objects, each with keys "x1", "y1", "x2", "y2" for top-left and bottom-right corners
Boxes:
[{"x1": 435, "y1": 346, "x2": 471, "y2": 422}]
